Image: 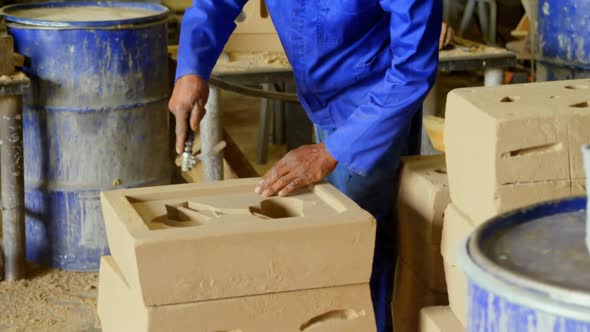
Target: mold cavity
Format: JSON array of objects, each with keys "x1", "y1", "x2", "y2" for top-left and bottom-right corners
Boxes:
[
  {"x1": 435, "y1": 168, "x2": 447, "y2": 174},
  {"x1": 165, "y1": 203, "x2": 205, "y2": 222},
  {"x1": 300, "y1": 309, "x2": 366, "y2": 331},
  {"x1": 501, "y1": 142, "x2": 563, "y2": 158},
  {"x1": 570, "y1": 101, "x2": 590, "y2": 108},
  {"x1": 249, "y1": 197, "x2": 304, "y2": 219},
  {"x1": 500, "y1": 96, "x2": 520, "y2": 103},
  {"x1": 549, "y1": 96, "x2": 559, "y2": 99},
  {"x1": 151, "y1": 202, "x2": 212, "y2": 228},
  {"x1": 565, "y1": 85, "x2": 589, "y2": 90},
  {"x1": 149, "y1": 198, "x2": 306, "y2": 229}
]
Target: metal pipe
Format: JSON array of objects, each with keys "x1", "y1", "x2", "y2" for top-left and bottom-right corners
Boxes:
[
  {"x1": 459, "y1": 0, "x2": 476, "y2": 37},
  {"x1": 257, "y1": 83, "x2": 272, "y2": 165},
  {"x1": 209, "y1": 76, "x2": 299, "y2": 102},
  {"x1": 200, "y1": 86, "x2": 223, "y2": 181},
  {"x1": 0, "y1": 95, "x2": 26, "y2": 280},
  {"x1": 484, "y1": 68, "x2": 504, "y2": 86}
]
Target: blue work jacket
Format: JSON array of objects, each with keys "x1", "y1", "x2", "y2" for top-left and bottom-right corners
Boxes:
[{"x1": 177, "y1": 0, "x2": 442, "y2": 175}]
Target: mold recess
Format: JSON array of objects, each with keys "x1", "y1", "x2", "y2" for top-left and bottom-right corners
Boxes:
[
  {"x1": 570, "y1": 101, "x2": 590, "y2": 108},
  {"x1": 151, "y1": 197, "x2": 305, "y2": 228},
  {"x1": 300, "y1": 309, "x2": 366, "y2": 331},
  {"x1": 249, "y1": 197, "x2": 304, "y2": 219},
  {"x1": 565, "y1": 85, "x2": 589, "y2": 90},
  {"x1": 501, "y1": 142, "x2": 563, "y2": 158},
  {"x1": 500, "y1": 96, "x2": 520, "y2": 103}
]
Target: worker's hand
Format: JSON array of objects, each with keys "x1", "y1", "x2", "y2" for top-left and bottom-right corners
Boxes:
[
  {"x1": 168, "y1": 74, "x2": 209, "y2": 154},
  {"x1": 255, "y1": 143, "x2": 338, "y2": 197},
  {"x1": 439, "y1": 22, "x2": 455, "y2": 50}
]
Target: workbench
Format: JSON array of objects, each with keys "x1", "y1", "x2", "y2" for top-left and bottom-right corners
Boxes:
[{"x1": 168, "y1": 42, "x2": 517, "y2": 181}]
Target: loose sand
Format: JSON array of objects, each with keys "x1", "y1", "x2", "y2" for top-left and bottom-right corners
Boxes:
[{"x1": 0, "y1": 264, "x2": 99, "y2": 332}]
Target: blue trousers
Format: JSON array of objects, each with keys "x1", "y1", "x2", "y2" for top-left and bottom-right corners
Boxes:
[{"x1": 314, "y1": 111, "x2": 421, "y2": 332}]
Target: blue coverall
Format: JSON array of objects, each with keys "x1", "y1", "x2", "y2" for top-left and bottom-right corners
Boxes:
[{"x1": 177, "y1": 1, "x2": 441, "y2": 330}]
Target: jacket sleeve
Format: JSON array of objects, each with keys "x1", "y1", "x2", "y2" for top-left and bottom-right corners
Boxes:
[
  {"x1": 323, "y1": 0, "x2": 442, "y2": 175},
  {"x1": 176, "y1": 0, "x2": 248, "y2": 81}
]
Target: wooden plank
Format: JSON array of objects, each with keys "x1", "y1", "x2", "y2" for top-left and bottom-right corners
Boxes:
[
  {"x1": 0, "y1": 35, "x2": 15, "y2": 76},
  {"x1": 424, "y1": 116, "x2": 445, "y2": 153},
  {"x1": 225, "y1": 33, "x2": 284, "y2": 53},
  {"x1": 233, "y1": 0, "x2": 276, "y2": 34},
  {"x1": 223, "y1": 129, "x2": 259, "y2": 178}
]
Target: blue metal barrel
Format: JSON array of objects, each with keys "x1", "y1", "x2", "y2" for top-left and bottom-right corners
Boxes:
[
  {"x1": 536, "y1": 0, "x2": 590, "y2": 81},
  {"x1": 1, "y1": 2, "x2": 172, "y2": 270},
  {"x1": 459, "y1": 197, "x2": 590, "y2": 331}
]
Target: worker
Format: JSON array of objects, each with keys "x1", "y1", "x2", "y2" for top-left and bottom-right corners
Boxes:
[{"x1": 169, "y1": 1, "x2": 442, "y2": 331}]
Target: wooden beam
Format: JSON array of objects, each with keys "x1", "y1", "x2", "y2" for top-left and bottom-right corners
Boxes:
[{"x1": 223, "y1": 129, "x2": 259, "y2": 178}]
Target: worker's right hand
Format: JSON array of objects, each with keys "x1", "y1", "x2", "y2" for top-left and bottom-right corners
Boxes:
[{"x1": 168, "y1": 74, "x2": 209, "y2": 154}]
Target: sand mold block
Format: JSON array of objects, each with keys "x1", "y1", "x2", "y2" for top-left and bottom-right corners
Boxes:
[
  {"x1": 101, "y1": 178, "x2": 376, "y2": 305},
  {"x1": 398, "y1": 155, "x2": 450, "y2": 246},
  {"x1": 445, "y1": 79, "x2": 590, "y2": 221},
  {"x1": 98, "y1": 256, "x2": 377, "y2": 332}
]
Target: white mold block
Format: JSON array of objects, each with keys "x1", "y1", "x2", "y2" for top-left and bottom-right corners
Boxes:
[
  {"x1": 440, "y1": 205, "x2": 474, "y2": 327},
  {"x1": 441, "y1": 204, "x2": 476, "y2": 265},
  {"x1": 443, "y1": 261, "x2": 468, "y2": 327},
  {"x1": 445, "y1": 79, "x2": 590, "y2": 221},
  {"x1": 419, "y1": 306, "x2": 465, "y2": 332}
]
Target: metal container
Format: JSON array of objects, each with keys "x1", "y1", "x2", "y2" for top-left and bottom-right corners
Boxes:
[
  {"x1": 459, "y1": 197, "x2": 590, "y2": 331},
  {"x1": 1, "y1": 2, "x2": 171, "y2": 270},
  {"x1": 536, "y1": 0, "x2": 590, "y2": 81}
]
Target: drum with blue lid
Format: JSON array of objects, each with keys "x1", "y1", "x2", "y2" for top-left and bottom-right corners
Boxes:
[
  {"x1": 460, "y1": 197, "x2": 590, "y2": 331},
  {"x1": 1, "y1": 2, "x2": 172, "y2": 270}
]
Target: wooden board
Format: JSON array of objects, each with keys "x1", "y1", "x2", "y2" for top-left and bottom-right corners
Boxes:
[{"x1": 424, "y1": 116, "x2": 445, "y2": 153}]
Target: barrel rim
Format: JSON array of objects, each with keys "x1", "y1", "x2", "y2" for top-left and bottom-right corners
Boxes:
[
  {"x1": 0, "y1": 2, "x2": 169, "y2": 28},
  {"x1": 459, "y1": 196, "x2": 590, "y2": 321}
]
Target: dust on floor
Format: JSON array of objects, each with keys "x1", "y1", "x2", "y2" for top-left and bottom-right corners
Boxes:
[{"x1": 0, "y1": 265, "x2": 99, "y2": 332}]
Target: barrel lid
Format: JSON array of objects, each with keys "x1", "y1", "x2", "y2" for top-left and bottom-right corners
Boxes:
[
  {"x1": 0, "y1": 2, "x2": 169, "y2": 28},
  {"x1": 461, "y1": 197, "x2": 590, "y2": 320}
]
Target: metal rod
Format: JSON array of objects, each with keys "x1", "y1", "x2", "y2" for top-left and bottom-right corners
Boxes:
[
  {"x1": 200, "y1": 86, "x2": 223, "y2": 181},
  {"x1": 257, "y1": 83, "x2": 272, "y2": 165},
  {"x1": 209, "y1": 76, "x2": 299, "y2": 102},
  {"x1": 0, "y1": 95, "x2": 26, "y2": 280}
]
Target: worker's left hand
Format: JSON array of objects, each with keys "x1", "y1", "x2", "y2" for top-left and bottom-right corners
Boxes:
[{"x1": 255, "y1": 143, "x2": 338, "y2": 197}]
